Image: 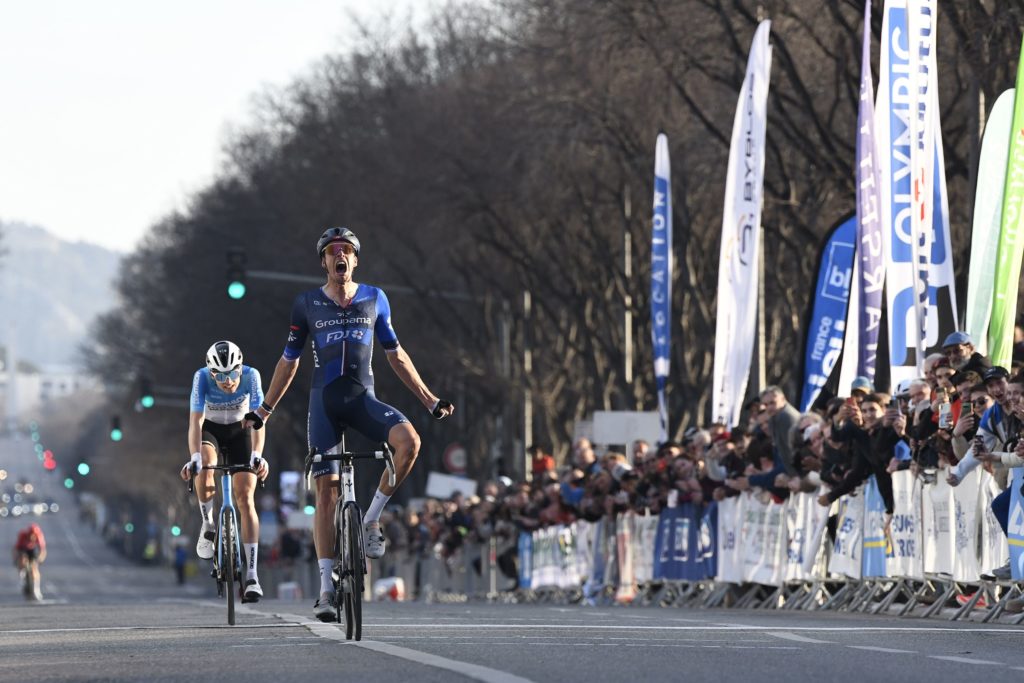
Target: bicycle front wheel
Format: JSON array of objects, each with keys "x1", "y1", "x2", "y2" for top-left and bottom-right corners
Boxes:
[
  {"x1": 345, "y1": 504, "x2": 364, "y2": 641},
  {"x1": 223, "y1": 510, "x2": 236, "y2": 626}
]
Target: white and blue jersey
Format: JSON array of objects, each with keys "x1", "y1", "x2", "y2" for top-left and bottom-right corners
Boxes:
[{"x1": 189, "y1": 366, "x2": 264, "y2": 425}]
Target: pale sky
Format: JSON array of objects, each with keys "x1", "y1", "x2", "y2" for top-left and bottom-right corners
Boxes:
[{"x1": 0, "y1": 1, "x2": 430, "y2": 253}]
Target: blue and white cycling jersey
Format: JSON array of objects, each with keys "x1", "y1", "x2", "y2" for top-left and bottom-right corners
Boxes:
[
  {"x1": 282, "y1": 284, "x2": 399, "y2": 389},
  {"x1": 189, "y1": 366, "x2": 264, "y2": 425}
]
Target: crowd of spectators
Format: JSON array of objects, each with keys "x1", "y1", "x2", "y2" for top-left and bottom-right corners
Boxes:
[{"x1": 262, "y1": 330, "x2": 1024, "y2": 602}]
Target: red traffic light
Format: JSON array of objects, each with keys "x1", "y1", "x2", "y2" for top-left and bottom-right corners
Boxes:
[
  {"x1": 43, "y1": 449, "x2": 54, "y2": 461},
  {"x1": 43, "y1": 458, "x2": 57, "y2": 471}
]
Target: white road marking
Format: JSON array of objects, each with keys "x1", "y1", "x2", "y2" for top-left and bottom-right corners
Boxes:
[
  {"x1": 847, "y1": 646, "x2": 917, "y2": 654},
  {"x1": 341, "y1": 623, "x2": 1024, "y2": 634},
  {"x1": 0, "y1": 624, "x2": 305, "y2": 635},
  {"x1": 765, "y1": 631, "x2": 834, "y2": 644},
  {"x1": 283, "y1": 614, "x2": 537, "y2": 683},
  {"x1": 929, "y1": 656, "x2": 1003, "y2": 666}
]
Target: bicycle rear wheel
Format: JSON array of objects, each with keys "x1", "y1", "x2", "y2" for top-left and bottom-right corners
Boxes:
[
  {"x1": 345, "y1": 504, "x2": 364, "y2": 641},
  {"x1": 223, "y1": 510, "x2": 236, "y2": 626}
]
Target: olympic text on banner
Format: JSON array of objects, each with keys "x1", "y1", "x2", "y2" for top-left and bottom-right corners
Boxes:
[
  {"x1": 988, "y1": 37, "x2": 1024, "y2": 367},
  {"x1": 651, "y1": 133, "x2": 672, "y2": 442},
  {"x1": 712, "y1": 20, "x2": 772, "y2": 427},
  {"x1": 877, "y1": 0, "x2": 958, "y2": 383},
  {"x1": 800, "y1": 215, "x2": 856, "y2": 412},
  {"x1": 966, "y1": 89, "x2": 1014, "y2": 355}
]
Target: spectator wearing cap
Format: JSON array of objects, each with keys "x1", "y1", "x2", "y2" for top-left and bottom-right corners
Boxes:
[
  {"x1": 942, "y1": 330, "x2": 991, "y2": 373},
  {"x1": 948, "y1": 366, "x2": 1015, "y2": 486},
  {"x1": 850, "y1": 376, "x2": 874, "y2": 400}
]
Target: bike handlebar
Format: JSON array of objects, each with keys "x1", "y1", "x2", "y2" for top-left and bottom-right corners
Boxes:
[
  {"x1": 304, "y1": 443, "x2": 397, "y2": 489},
  {"x1": 187, "y1": 463, "x2": 265, "y2": 493}
]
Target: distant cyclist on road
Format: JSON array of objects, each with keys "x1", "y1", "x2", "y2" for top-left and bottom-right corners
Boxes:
[
  {"x1": 13, "y1": 522, "x2": 46, "y2": 601},
  {"x1": 181, "y1": 340, "x2": 270, "y2": 602},
  {"x1": 245, "y1": 227, "x2": 453, "y2": 622}
]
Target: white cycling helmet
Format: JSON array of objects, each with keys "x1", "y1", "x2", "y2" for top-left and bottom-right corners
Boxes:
[{"x1": 206, "y1": 340, "x2": 243, "y2": 373}]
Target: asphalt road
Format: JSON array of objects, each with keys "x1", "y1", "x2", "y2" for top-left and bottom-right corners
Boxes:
[{"x1": 4, "y1": 438, "x2": 1024, "y2": 682}]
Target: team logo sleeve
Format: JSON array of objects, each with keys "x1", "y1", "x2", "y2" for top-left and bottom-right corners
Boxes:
[
  {"x1": 189, "y1": 370, "x2": 206, "y2": 412},
  {"x1": 374, "y1": 288, "x2": 400, "y2": 350},
  {"x1": 248, "y1": 367, "x2": 265, "y2": 410},
  {"x1": 283, "y1": 293, "x2": 310, "y2": 360}
]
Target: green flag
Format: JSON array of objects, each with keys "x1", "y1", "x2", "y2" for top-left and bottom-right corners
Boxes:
[{"x1": 989, "y1": 38, "x2": 1024, "y2": 367}]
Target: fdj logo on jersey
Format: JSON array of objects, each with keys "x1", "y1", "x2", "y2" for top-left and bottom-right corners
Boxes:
[{"x1": 324, "y1": 329, "x2": 367, "y2": 344}]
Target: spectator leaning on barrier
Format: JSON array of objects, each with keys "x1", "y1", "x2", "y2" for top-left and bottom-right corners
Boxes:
[
  {"x1": 725, "y1": 386, "x2": 801, "y2": 496},
  {"x1": 948, "y1": 366, "x2": 1015, "y2": 488},
  {"x1": 818, "y1": 393, "x2": 906, "y2": 524},
  {"x1": 950, "y1": 376, "x2": 985, "y2": 460}
]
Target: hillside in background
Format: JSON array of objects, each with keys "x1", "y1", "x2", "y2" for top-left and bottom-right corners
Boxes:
[{"x1": 0, "y1": 221, "x2": 121, "y2": 370}]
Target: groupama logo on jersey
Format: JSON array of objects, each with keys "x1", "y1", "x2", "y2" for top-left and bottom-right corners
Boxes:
[{"x1": 314, "y1": 317, "x2": 372, "y2": 329}]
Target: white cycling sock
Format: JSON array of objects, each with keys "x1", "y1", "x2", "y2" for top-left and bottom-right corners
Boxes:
[
  {"x1": 198, "y1": 498, "x2": 215, "y2": 528},
  {"x1": 364, "y1": 489, "x2": 391, "y2": 524},
  {"x1": 318, "y1": 559, "x2": 334, "y2": 594},
  {"x1": 244, "y1": 543, "x2": 258, "y2": 579}
]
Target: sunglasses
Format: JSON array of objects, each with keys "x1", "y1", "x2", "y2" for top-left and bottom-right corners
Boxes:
[
  {"x1": 212, "y1": 369, "x2": 241, "y2": 382},
  {"x1": 326, "y1": 242, "x2": 356, "y2": 257}
]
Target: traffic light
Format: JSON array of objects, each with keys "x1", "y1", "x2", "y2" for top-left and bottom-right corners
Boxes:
[
  {"x1": 110, "y1": 416, "x2": 123, "y2": 442},
  {"x1": 226, "y1": 247, "x2": 247, "y2": 300},
  {"x1": 43, "y1": 450, "x2": 56, "y2": 471},
  {"x1": 140, "y1": 377, "x2": 155, "y2": 409},
  {"x1": 77, "y1": 462, "x2": 91, "y2": 476}
]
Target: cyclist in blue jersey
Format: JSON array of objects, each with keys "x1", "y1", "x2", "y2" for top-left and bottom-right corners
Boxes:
[
  {"x1": 180, "y1": 340, "x2": 270, "y2": 602},
  {"x1": 245, "y1": 227, "x2": 453, "y2": 622}
]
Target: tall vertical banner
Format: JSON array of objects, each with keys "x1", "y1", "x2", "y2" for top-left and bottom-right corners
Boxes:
[
  {"x1": 877, "y1": 0, "x2": 958, "y2": 383},
  {"x1": 712, "y1": 20, "x2": 773, "y2": 426},
  {"x1": 855, "y1": 0, "x2": 885, "y2": 381},
  {"x1": 988, "y1": 41, "x2": 1024, "y2": 368},
  {"x1": 966, "y1": 89, "x2": 1014, "y2": 355},
  {"x1": 800, "y1": 216, "x2": 856, "y2": 412},
  {"x1": 651, "y1": 134, "x2": 672, "y2": 442}
]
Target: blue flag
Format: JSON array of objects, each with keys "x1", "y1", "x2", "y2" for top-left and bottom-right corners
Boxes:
[{"x1": 651, "y1": 133, "x2": 672, "y2": 442}]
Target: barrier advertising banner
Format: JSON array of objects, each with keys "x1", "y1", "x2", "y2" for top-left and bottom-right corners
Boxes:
[
  {"x1": 716, "y1": 495, "x2": 745, "y2": 583},
  {"x1": 740, "y1": 494, "x2": 786, "y2": 586},
  {"x1": 886, "y1": 470, "x2": 924, "y2": 580},
  {"x1": 862, "y1": 476, "x2": 889, "y2": 578},
  {"x1": 829, "y1": 492, "x2": 864, "y2": 579},
  {"x1": 922, "y1": 476, "x2": 955, "y2": 576},
  {"x1": 1008, "y1": 469, "x2": 1024, "y2": 581}
]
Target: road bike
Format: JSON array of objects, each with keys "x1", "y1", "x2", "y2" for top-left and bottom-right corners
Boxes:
[
  {"x1": 188, "y1": 463, "x2": 262, "y2": 625},
  {"x1": 305, "y1": 439, "x2": 395, "y2": 640}
]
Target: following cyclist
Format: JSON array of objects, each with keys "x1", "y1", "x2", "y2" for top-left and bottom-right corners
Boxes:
[
  {"x1": 181, "y1": 340, "x2": 270, "y2": 602},
  {"x1": 245, "y1": 227, "x2": 453, "y2": 622},
  {"x1": 13, "y1": 522, "x2": 46, "y2": 601}
]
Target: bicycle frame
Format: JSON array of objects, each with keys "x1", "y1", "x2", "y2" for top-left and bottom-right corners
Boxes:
[{"x1": 216, "y1": 470, "x2": 243, "y2": 580}]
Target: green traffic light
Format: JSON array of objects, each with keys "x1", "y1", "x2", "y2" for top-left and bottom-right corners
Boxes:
[
  {"x1": 227, "y1": 281, "x2": 246, "y2": 299},
  {"x1": 34, "y1": 443, "x2": 43, "y2": 453},
  {"x1": 171, "y1": 526, "x2": 181, "y2": 537},
  {"x1": 124, "y1": 523, "x2": 135, "y2": 533},
  {"x1": 140, "y1": 395, "x2": 155, "y2": 409},
  {"x1": 303, "y1": 505, "x2": 315, "y2": 515},
  {"x1": 110, "y1": 428, "x2": 123, "y2": 442},
  {"x1": 77, "y1": 463, "x2": 90, "y2": 476},
  {"x1": 63, "y1": 478, "x2": 74, "y2": 489},
  {"x1": 31, "y1": 432, "x2": 40, "y2": 443}
]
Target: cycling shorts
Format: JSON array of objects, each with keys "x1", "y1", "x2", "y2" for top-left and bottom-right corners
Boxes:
[
  {"x1": 201, "y1": 420, "x2": 251, "y2": 468},
  {"x1": 18, "y1": 547, "x2": 40, "y2": 562},
  {"x1": 308, "y1": 377, "x2": 409, "y2": 478}
]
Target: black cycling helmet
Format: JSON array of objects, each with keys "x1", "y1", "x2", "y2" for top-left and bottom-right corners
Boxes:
[{"x1": 316, "y1": 227, "x2": 360, "y2": 256}]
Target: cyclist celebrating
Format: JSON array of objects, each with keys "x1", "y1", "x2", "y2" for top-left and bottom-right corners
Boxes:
[
  {"x1": 12, "y1": 522, "x2": 46, "y2": 601},
  {"x1": 181, "y1": 340, "x2": 270, "y2": 602},
  {"x1": 246, "y1": 227, "x2": 453, "y2": 622}
]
